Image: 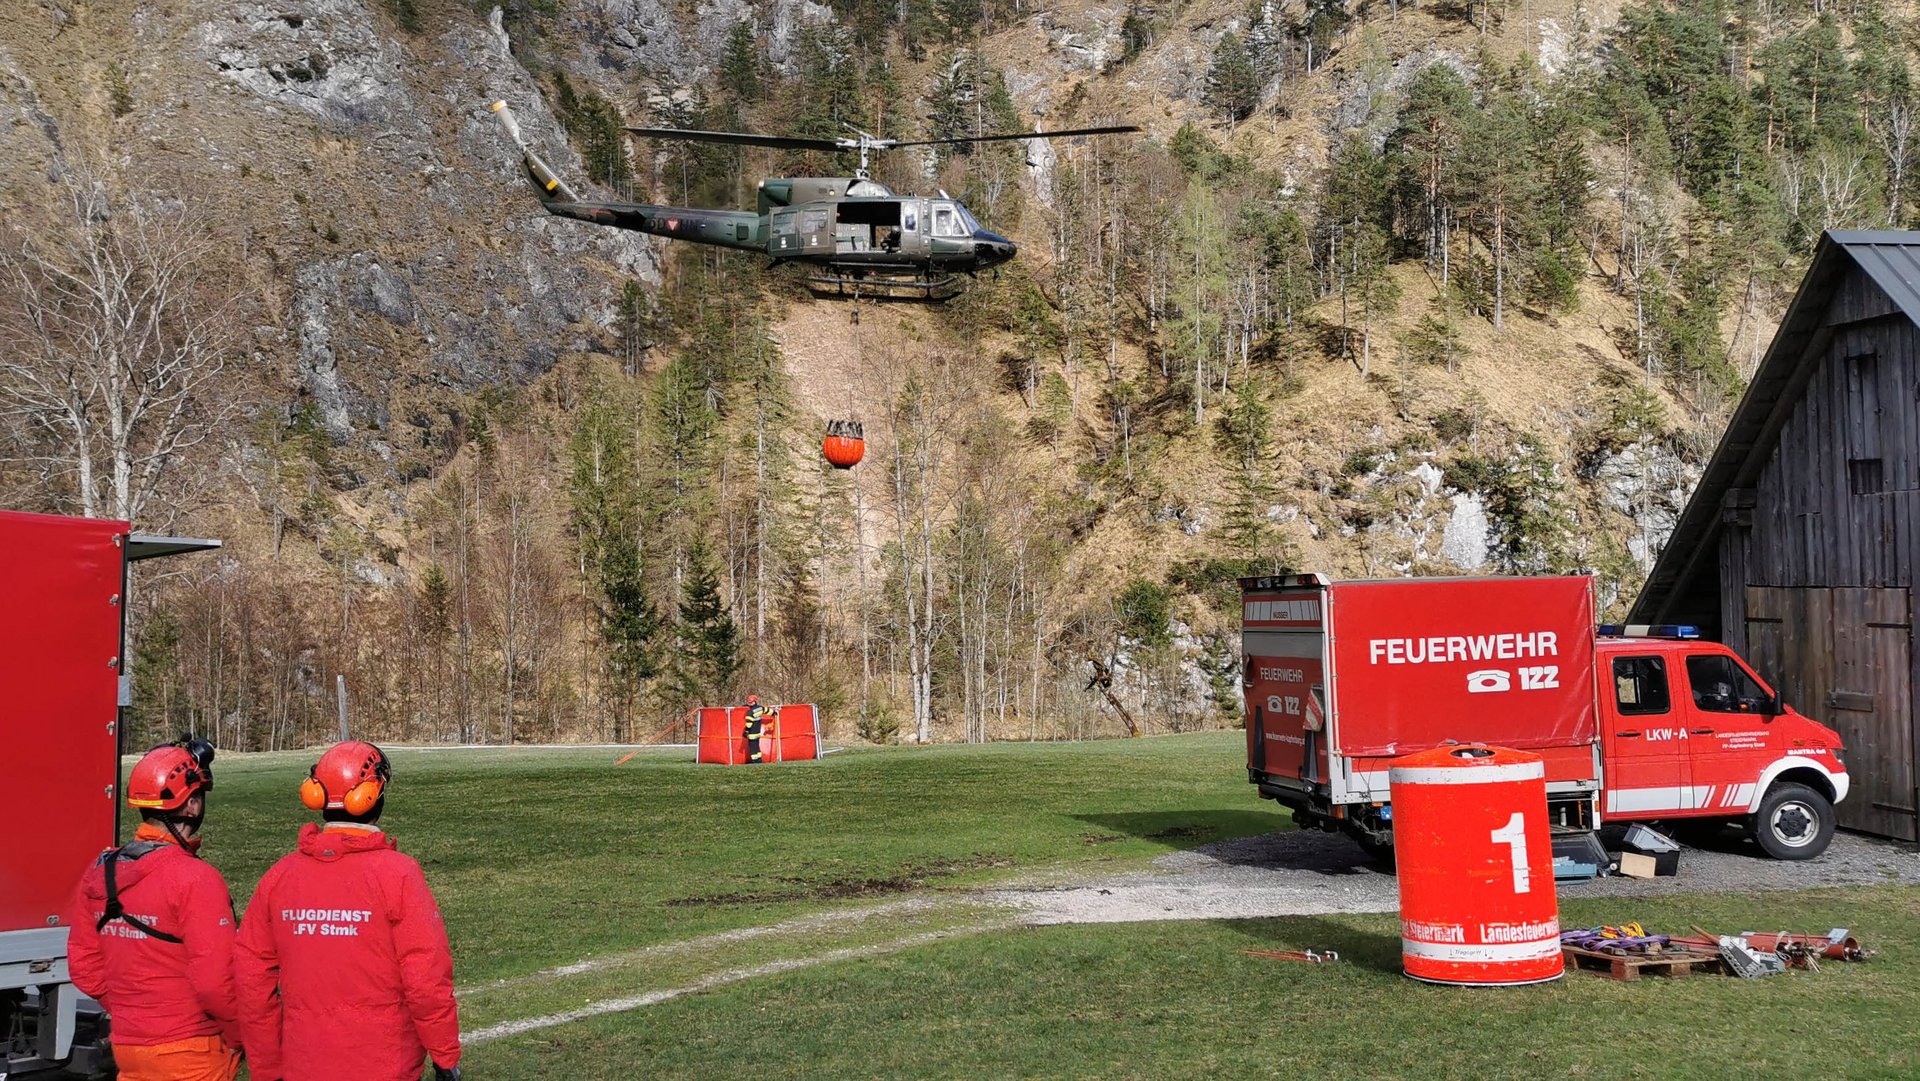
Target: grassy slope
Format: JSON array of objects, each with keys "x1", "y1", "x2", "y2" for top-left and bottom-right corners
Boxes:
[
  {"x1": 193, "y1": 733, "x2": 1267, "y2": 984},
  {"x1": 190, "y1": 737, "x2": 1920, "y2": 1079},
  {"x1": 471, "y1": 887, "x2": 1920, "y2": 1080}
]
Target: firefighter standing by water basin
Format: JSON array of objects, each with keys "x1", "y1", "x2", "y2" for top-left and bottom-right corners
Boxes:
[{"x1": 744, "y1": 695, "x2": 779, "y2": 763}]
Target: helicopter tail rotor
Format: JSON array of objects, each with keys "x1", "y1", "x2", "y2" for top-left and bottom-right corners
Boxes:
[{"x1": 491, "y1": 100, "x2": 581, "y2": 204}]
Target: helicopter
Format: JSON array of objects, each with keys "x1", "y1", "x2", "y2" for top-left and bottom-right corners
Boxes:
[{"x1": 491, "y1": 100, "x2": 1138, "y2": 299}]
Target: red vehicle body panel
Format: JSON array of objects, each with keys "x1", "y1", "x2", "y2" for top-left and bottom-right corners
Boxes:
[
  {"x1": 0, "y1": 510, "x2": 127, "y2": 934},
  {"x1": 1243, "y1": 576, "x2": 1600, "y2": 799}
]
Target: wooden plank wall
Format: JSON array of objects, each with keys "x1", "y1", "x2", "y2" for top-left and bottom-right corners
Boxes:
[
  {"x1": 1740, "y1": 317, "x2": 1915, "y2": 590},
  {"x1": 1746, "y1": 586, "x2": 1915, "y2": 840},
  {"x1": 1719, "y1": 267, "x2": 1920, "y2": 839}
]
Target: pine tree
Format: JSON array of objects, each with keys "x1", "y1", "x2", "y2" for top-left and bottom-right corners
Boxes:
[
  {"x1": 1259, "y1": 207, "x2": 1316, "y2": 349},
  {"x1": 1172, "y1": 182, "x2": 1229, "y2": 425},
  {"x1": 1458, "y1": 95, "x2": 1535, "y2": 330},
  {"x1": 718, "y1": 20, "x2": 763, "y2": 104},
  {"x1": 1243, "y1": 0, "x2": 1287, "y2": 85},
  {"x1": 1217, "y1": 381, "x2": 1276, "y2": 559},
  {"x1": 677, "y1": 536, "x2": 740, "y2": 703},
  {"x1": 414, "y1": 563, "x2": 454, "y2": 734},
  {"x1": 1350, "y1": 221, "x2": 1400, "y2": 375},
  {"x1": 1300, "y1": 0, "x2": 1350, "y2": 71},
  {"x1": 551, "y1": 71, "x2": 630, "y2": 191},
  {"x1": 937, "y1": 0, "x2": 982, "y2": 40},
  {"x1": 1320, "y1": 135, "x2": 1389, "y2": 344},
  {"x1": 790, "y1": 24, "x2": 864, "y2": 157},
  {"x1": 132, "y1": 607, "x2": 183, "y2": 746},
  {"x1": 597, "y1": 530, "x2": 660, "y2": 741},
  {"x1": 1389, "y1": 63, "x2": 1474, "y2": 276},
  {"x1": 1205, "y1": 32, "x2": 1261, "y2": 126}
]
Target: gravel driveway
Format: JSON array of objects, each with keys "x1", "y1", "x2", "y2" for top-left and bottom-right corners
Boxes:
[{"x1": 986, "y1": 830, "x2": 1920, "y2": 925}]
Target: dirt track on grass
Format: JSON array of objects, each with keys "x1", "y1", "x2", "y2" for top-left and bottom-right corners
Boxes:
[{"x1": 461, "y1": 830, "x2": 1920, "y2": 1042}]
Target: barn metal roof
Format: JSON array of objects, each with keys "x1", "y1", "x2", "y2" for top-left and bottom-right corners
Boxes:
[{"x1": 1629, "y1": 230, "x2": 1920, "y2": 626}]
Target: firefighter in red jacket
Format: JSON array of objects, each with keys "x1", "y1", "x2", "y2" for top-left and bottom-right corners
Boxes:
[
  {"x1": 233, "y1": 742, "x2": 462, "y2": 1081},
  {"x1": 67, "y1": 738, "x2": 243, "y2": 1081}
]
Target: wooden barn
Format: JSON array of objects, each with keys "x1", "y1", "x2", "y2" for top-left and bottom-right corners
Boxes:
[{"x1": 1631, "y1": 230, "x2": 1920, "y2": 842}]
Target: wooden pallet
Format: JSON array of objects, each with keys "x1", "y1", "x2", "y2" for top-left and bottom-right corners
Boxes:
[{"x1": 1562, "y1": 945, "x2": 1726, "y2": 981}]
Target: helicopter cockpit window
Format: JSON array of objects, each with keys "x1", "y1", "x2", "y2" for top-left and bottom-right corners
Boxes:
[
  {"x1": 932, "y1": 203, "x2": 966, "y2": 238},
  {"x1": 957, "y1": 204, "x2": 983, "y2": 233}
]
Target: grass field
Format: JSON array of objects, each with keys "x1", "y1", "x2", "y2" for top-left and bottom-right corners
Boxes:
[{"x1": 176, "y1": 733, "x2": 1920, "y2": 1080}]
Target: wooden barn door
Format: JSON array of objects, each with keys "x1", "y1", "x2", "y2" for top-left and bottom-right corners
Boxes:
[{"x1": 1746, "y1": 587, "x2": 1916, "y2": 841}]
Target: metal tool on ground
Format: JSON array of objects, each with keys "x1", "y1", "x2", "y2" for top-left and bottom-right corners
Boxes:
[
  {"x1": 1719, "y1": 935, "x2": 1788, "y2": 978},
  {"x1": 1741, "y1": 929, "x2": 1871, "y2": 962},
  {"x1": 1243, "y1": 948, "x2": 1340, "y2": 964}
]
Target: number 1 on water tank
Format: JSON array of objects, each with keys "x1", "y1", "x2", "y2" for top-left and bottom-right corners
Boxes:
[{"x1": 1489, "y1": 812, "x2": 1530, "y2": 894}]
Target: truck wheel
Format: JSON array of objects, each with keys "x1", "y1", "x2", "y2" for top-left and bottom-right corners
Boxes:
[{"x1": 1749, "y1": 782, "x2": 1835, "y2": 860}]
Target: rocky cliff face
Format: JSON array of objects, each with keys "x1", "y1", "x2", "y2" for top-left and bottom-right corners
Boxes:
[{"x1": 2, "y1": 0, "x2": 662, "y2": 472}]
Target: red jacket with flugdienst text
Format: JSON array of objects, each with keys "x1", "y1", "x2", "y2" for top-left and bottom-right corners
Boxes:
[
  {"x1": 233, "y1": 824, "x2": 460, "y2": 1081},
  {"x1": 65, "y1": 824, "x2": 242, "y2": 1049}
]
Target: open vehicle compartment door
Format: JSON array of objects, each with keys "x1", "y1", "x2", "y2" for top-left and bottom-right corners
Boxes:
[
  {"x1": 0, "y1": 512, "x2": 127, "y2": 934},
  {"x1": 1242, "y1": 579, "x2": 1331, "y2": 784}
]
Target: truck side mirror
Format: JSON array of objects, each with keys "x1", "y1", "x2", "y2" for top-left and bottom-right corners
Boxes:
[{"x1": 1764, "y1": 691, "x2": 1782, "y2": 719}]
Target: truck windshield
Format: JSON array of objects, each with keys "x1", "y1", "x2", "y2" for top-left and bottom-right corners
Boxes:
[
  {"x1": 1612, "y1": 656, "x2": 1671, "y2": 715},
  {"x1": 1685, "y1": 655, "x2": 1770, "y2": 713}
]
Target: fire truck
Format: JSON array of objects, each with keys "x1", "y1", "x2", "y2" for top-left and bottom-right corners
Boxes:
[
  {"x1": 1, "y1": 510, "x2": 218, "y2": 1076},
  {"x1": 1241, "y1": 574, "x2": 1849, "y2": 862}
]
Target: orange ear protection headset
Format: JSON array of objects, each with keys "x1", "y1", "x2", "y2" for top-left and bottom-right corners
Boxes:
[{"x1": 299, "y1": 741, "x2": 391, "y2": 815}]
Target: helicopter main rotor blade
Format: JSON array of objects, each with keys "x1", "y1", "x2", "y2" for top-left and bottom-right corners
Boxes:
[
  {"x1": 887, "y1": 125, "x2": 1142, "y2": 148},
  {"x1": 625, "y1": 127, "x2": 844, "y2": 152}
]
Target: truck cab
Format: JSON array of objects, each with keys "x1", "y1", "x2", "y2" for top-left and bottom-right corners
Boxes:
[{"x1": 1596, "y1": 626, "x2": 1849, "y2": 859}]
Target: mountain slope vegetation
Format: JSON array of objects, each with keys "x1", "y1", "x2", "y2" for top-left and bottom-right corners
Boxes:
[{"x1": 0, "y1": 0, "x2": 1908, "y2": 746}]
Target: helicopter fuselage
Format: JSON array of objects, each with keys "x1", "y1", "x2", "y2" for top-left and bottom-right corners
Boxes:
[
  {"x1": 490, "y1": 100, "x2": 1137, "y2": 297},
  {"x1": 541, "y1": 180, "x2": 1016, "y2": 280}
]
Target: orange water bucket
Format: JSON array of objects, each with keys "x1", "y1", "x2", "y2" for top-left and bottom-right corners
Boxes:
[{"x1": 1389, "y1": 745, "x2": 1562, "y2": 986}]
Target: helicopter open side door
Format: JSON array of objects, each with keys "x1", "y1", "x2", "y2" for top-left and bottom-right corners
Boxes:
[{"x1": 771, "y1": 206, "x2": 836, "y2": 259}]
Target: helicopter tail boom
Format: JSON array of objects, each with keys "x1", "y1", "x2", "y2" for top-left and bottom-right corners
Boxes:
[
  {"x1": 492, "y1": 100, "x2": 763, "y2": 252},
  {"x1": 491, "y1": 100, "x2": 581, "y2": 204},
  {"x1": 544, "y1": 202, "x2": 763, "y2": 251}
]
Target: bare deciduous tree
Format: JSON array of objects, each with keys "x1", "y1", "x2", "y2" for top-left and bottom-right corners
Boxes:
[{"x1": 0, "y1": 174, "x2": 240, "y2": 525}]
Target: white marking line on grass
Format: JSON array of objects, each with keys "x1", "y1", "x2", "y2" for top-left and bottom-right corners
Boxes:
[
  {"x1": 464, "y1": 921, "x2": 1012, "y2": 1044},
  {"x1": 456, "y1": 897, "x2": 946, "y2": 998}
]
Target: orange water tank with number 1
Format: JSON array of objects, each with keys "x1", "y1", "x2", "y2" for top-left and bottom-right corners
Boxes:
[{"x1": 1389, "y1": 744, "x2": 1562, "y2": 986}]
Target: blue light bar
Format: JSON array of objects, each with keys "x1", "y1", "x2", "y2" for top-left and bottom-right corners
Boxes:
[{"x1": 1598, "y1": 624, "x2": 1701, "y2": 639}]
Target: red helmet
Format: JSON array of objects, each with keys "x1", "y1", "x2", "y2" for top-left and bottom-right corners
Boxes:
[
  {"x1": 299, "y1": 741, "x2": 390, "y2": 816},
  {"x1": 746, "y1": 694, "x2": 760, "y2": 705},
  {"x1": 126, "y1": 743, "x2": 213, "y2": 812}
]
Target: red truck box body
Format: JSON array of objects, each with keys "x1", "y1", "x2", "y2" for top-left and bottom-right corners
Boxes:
[
  {"x1": 0, "y1": 511, "x2": 127, "y2": 934},
  {"x1": 1243, "y1": 574, "x2": 1601, "y2": 808},
  {"x1": 2, "y1": 511, "x2": 218, "y2": 1076}
]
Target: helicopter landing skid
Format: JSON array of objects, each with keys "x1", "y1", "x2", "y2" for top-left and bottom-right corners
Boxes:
[{"x1": 806, "y1": 271, "x2": 963, "y2": 301}]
